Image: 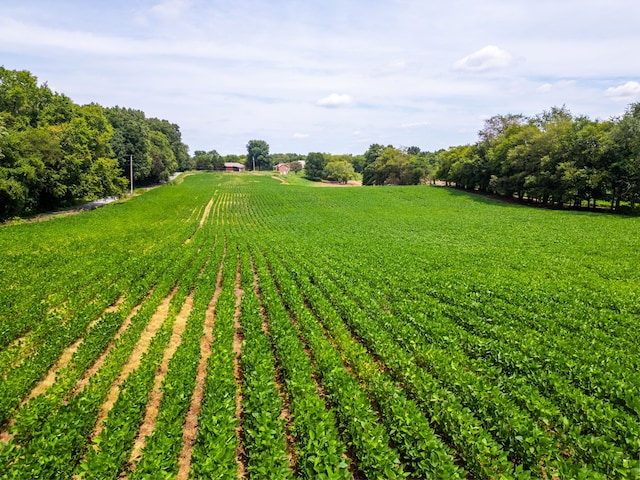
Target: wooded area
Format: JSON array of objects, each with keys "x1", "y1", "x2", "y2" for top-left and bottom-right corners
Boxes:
[
  {"x1": 0, "y1": 67, "x2": 189, "y2": 220},
  {"x1": 435, "y1": 105, "x2": 640, "y2": 210},
  {"x1": 2, "y1": 66, "x2": 639, "y2": 220},
  {"x1": 359, "y1": 105, "x2": 640, "y2": 211}
]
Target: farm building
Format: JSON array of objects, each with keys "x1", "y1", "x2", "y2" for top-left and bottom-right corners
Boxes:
[
  {"x1": 273, "y1": 163, "x2": 290, "y2": 174},
  {"x1": 224, "y1": 162, "x2": 246, "y2": 172}
]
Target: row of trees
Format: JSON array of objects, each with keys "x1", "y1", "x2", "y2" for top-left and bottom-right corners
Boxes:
[
  {"x1": 435, "y1": 105, "x2": 640, "y2": 210},
  {"x1": 0, "y1": 67, "x2": 189, "y2": 220},
  {"x1": 361, "y1": 145, "x2": 439, "y2": 186},
  {"x1": 4, "y1": 65, "x2": 637, "y2": 218},
  {"x1": 304, "y1": 152, "x2": 358, "y2": 183}
]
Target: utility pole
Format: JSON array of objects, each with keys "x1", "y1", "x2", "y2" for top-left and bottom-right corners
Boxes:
[
  {"x1": 252, "y1": 153, "x2": 256, "y2": 171},
  {"x1": 129, "y1": 154, "x2": 134, "y2": 195}
]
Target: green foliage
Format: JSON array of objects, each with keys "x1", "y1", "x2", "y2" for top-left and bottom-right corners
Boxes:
[
  {"x1": 246, "y1": 139, "x2": 271, "y2": 170},
  {"x1": 363, "y1": 146, "x2": 427, "y2": 185},
  {"x1": 0, "y1": 68, "x2": 187, "y2": 220},
  {"x1": 435, "y1": 103, "x2": 640, "y2": 211},
  {"x1": 147, "y1": 117, "x2": 190, "y2": 171},
  {"x1": 304, "y1": 152, "x2": 327, "y2": 181},
  {"x1": 192, "y1": 149, "x2": 222, "y2": 171},
  {"x1": 1, "y1": 173, "x2": 639, "y2": 479},
  {"x1": 289, "y1": 160, "x2": 303, "y2": 174},
  {"x1": 323, "y1": 159, "x2": 355, "y2": 183}
]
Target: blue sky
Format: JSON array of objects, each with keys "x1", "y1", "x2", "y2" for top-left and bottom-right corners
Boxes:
[{"x1": 2, "y1": 0, "x2": 640, "y2": 155}]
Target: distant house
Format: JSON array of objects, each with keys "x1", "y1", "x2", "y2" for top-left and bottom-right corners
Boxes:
[
  {"x1": 224, "y1": 162, "x2": 246, "y2": 172},
  {"x1": 273, "y1": 163, "x2": 290, "y2": 175}
]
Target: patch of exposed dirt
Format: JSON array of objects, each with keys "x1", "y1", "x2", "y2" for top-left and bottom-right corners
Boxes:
[
  {"x1": 90, "y1": 286, "x2": 177, "y2": 441},
  {"x1": 271, "y1": 176, "x2": 288, "y2": 184},
  {"x1": 72, "y1": 291, "x2": 153, "y2": 397},
  {"x1": 316, "y1": 179, "x2": 362, "y2": 187},
  {"x1": 185, "y1": 195, "x2": 215, "y2": 244},
  {"x1": 126, "y1": 290, "x2": 194, "y2": 469},
  {"x1": 176, "y1": 255, "x2": 226, "y2": 480}
]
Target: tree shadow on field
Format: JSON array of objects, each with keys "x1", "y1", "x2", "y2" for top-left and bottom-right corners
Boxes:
[
  {"x1": 438, "y1": 186, "x2": 521, "y2": 209},
  {"x1": 438, "y1": 186, "x2": 639, "y2": 217}
]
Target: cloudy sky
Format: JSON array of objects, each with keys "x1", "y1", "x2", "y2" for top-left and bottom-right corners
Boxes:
[{"x1": 2, "y1": 0, "x2": 639, "y2": 155}]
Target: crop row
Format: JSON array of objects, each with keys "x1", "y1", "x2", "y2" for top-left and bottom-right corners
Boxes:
[
  {"x1": 259, "y1": 247, "x2": 467, "y2": 479},
  {"x1": 237, "y1": 245, "x2": 294, "y2": 478},
  {"x1": 0, "y1": 183, "x2": 222, "y2": 478},
  {"x1": 188, "y1": 241, "x2": 241, "y2": 478},
  {"x1": 307, "y1": 245, "x2": 639, "y2": 478},
  {"x1": 248, "y1": 245, "x2": 352, "y2": 479}
]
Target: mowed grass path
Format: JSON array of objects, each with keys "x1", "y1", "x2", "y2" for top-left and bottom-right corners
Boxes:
[{"x1": 0, "y1": 172, "x2": 638, "y2": 478}]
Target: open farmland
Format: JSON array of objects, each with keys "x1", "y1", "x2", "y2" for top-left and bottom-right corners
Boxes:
[{"x1": 0, "y1": 172, "x2": 639, "y2": 479}]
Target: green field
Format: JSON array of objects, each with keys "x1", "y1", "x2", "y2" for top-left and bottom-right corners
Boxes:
[{"x1": 1, "y1": 172, "x2": 639, "y2": 479}]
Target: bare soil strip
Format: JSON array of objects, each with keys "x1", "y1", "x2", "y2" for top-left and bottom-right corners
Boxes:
[
  {"x1": 176, "y1": 256, "x2": 226, "y2": 480},
  {"x1": 90, "y1": 286, "x2": 178, "y2": 441},
  {"x1": 0, "y1": 296, "x2": 129, "y2": 443},
  {"x1": 26, "y1": 296, "x2": 126, "y2": 403},
  {"x1": 233, "y1": 258, "x2": 247, "y2": 478},
  {"x1": 251, "y1": 258, "x2": 297, "y2": 470},
  {"x1": 72, "y1": 291, "x2": 153, "y2": 397},
  {"x1": 126, "y1": 289, "x2": 195, "y2": 469},
  {"x1": 185, "y1": 195, "x2": 215, "y2": 244},
  {"x1": 199, "y1": 196, "x2": 215, "y2": 229}
]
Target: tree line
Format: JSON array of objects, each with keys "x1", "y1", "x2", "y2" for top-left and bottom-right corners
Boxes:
[
  {"x1": 0, "y1": 67, "x2": 189, "y2": 220},
  {"x1": 434, "y1": 105, "x2": 640, "y2": 211},
  {"x1": 3, "y1": 66, "x2": 639, "y2": 219}
]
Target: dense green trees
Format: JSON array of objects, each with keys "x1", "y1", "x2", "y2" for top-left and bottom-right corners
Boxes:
[
  {"x1": 435, "y1": 104, "x2": 640, "y2": 211},
  {"x1": 0, "y1": 67, "x2": 189, "y2": 220},
  {"x1": 246, "y1": 139, "x2": 270, "y2": 170},
  {"x1": 361, "y1": 144, "x2": 433, "y2": 186},
  {"x1": 191, "y1": 149, "x2": 223, "y2": 171},
  {"x1": 323, "y1": 159, "x2": 356, "y2": 183},
  {"x1": 304, "y1": 153, "x2": 361, "y2": 183},
  {"x1": 105, "y1": 107, "x2": 186, "y2": 186},
  {"x1": 304, "y1": 152, "x2": 327, "y2": 181}
]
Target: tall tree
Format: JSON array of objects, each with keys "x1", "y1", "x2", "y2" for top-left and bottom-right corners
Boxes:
[
  {"x1": 609, "y1": 103, "x2": 640, "y2": 209},
  {"x1": 105, "y1": 107, "x2": 153, "y2": 186},
  {"x1": 147, "y1": 117, "x2": 190, "y2": 171},
  {"x1": 323, "y1": 160, "x2": 355, "y2": 183},
  {"x1": 362, "y1": 143, "x2": 384, "y2": 185},
  {"x1": 148, "y1": 130, "x2": 177, "y2": 183},
  {"x1": 246, "y1": 139, "x2": 270, "y2": 170},
  {"x1": 304, "y1": 152, "x2": 327, "y2": 181}
]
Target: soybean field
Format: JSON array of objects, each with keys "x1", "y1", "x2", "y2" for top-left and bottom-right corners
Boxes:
[{"x1": 1, "y1": 172, "x2": 639, "y2": 479}]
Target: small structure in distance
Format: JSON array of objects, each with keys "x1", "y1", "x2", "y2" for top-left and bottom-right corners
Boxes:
[
  {"x1": 273, "y1": 163, "x2": 290, "y2": 175},
  {"x1": 224, "y1": 162, "x2": 246, "y2": 172}
]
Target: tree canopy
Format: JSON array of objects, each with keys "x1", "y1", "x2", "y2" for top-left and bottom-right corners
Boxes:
[
  {"x1": 304, "y1": 152, "x2": 327, "y2": 181},
  {"x1": 0, "y1": 67, "x2": 189, "y2": 220},
  {"x1": 246, "y1": 139, "x2": 270, "y2": 170},
  {"x1": 433, "y1": 104, "x2": 640, "y2": 210}
]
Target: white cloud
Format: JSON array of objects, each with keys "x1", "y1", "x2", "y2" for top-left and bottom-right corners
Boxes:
[
  {"x1": 3, "y1": 1, "x2": 640, "y2": 154},
  {"x1": 151, "y1": 0, "x2": 192, "y2": 19},
  {"x1": 605, "y1": 81, "x2": 640, "y2": 100},
  {"x1": 536, "y1": 80, "x2": 576, "y2": 94},
  {"x1": 316, "y1": 93, "x2": 355, "y2": 108},
  {"x1": 454, "y1": 45, "x2": 514, "y2": 72},
  {"x1": 537, "y1": 83, "x2": 553, "y2": 93}
]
